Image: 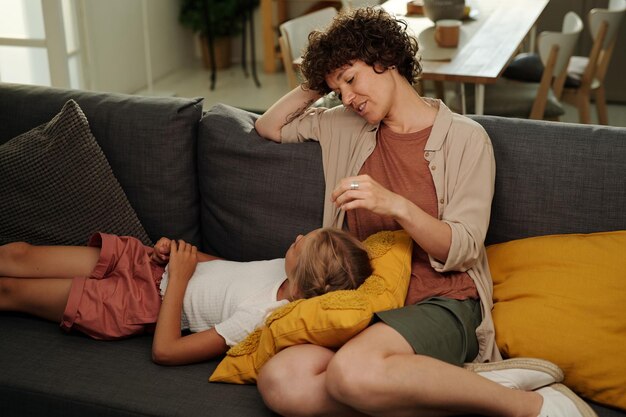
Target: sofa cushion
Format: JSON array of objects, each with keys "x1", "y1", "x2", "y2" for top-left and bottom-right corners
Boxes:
[
  {"x1": 210, "y1": 230, "x2": 413, "y2": 384},
  {"x1": 0, "y1": 313, "x2": 276, "y2": 417},
  {"x1": 0, "y1": 99, "x2": 150, "y2": 246},
  {"x1": 470, "y1": 116, "x2": 626, "y2": 245},
  {"x1": 198, "y1": 104, "x2": 325, "y2": 261},
  {"x1": 488, "y1": 231, "x2": 626, "y2": 411},
  {"x1": 0, "y1": 83, "x2": 204, "y2": 246}
]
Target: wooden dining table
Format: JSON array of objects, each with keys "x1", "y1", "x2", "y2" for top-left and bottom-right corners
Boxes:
[{"x1": 382, "y1": 0, "x2": 550, "y2": 114}]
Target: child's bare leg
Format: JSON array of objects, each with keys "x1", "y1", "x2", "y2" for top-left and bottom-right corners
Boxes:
[
  {"x1": 0, "y1": 242, "x2": 100, "y2": 278},
  {"x1": 0, "y1": 277, "x2": 72, "y2": 322}
]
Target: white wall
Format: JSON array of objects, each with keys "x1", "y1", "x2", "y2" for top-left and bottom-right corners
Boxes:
[
  {"x1": 81, "y1": 0, "x2": 320, "y2": 93},
  {"x1": 82, "y1": 0, "x2": 194, "y2": 94},
  {"x1": 145, "y1": 0, "x2": 195, "y2": 83},
  {"x1": 0, "y1": 0, "x2": 50, "y2": 86}
]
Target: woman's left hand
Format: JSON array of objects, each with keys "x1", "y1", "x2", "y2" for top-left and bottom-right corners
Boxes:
[{"x1": 331, "y1": 175, "x2": 407, "y2": 218}]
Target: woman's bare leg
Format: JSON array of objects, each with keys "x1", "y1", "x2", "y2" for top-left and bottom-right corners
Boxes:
[
  {"x1": 325, "y1": 322, "x2": 543, "y2": 417},
  {"x1": 0, "y1": 242, "x2": 100, "y2": 278},
  {"x1": 258, "y1": 344, "x2": 367, "y2": 417},
  {"x1": 259, "y1": 323, "x2": 544, "y2": 417},
  {"x1": 0, "y1": 277, "x2": 73, "y2": 322}
]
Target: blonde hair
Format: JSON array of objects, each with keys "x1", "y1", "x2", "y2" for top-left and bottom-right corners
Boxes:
[{"x1": 290, "y1": 228, "x2": 372, "y2": 300}]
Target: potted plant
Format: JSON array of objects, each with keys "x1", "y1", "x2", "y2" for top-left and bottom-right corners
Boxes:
[{"x1": 179, "y1": 0, "x2": 257, "y2": 69}]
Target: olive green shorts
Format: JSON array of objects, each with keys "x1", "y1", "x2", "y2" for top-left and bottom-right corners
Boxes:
[{"x1": 375, "y1": 297, "x2": 481, "y2": 366}]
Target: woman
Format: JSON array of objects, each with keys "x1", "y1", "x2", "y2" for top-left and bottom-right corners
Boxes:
[
  {"x1": 0, "y1": 228, "x2": 371, "y2": 366},
  {"x1": 254, "y1": 7, "x2": 595, "y2": 417}
]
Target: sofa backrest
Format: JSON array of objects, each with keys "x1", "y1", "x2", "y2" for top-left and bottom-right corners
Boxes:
[
  {"x1": 471, "y1": 115, "x2": 626, "y2": 245},
  {"x1": 197, "y1": 105, "x2": 626, "y2": 260},
  {"x1": 198, "y1": 104, "x2": 325, "y2": 261},
  {"x1": 3, "y1": 82, "x2": 623, "y2": 255},
  {"x1": 0, "y1": 83, "x2": 204, "y2": 246}
]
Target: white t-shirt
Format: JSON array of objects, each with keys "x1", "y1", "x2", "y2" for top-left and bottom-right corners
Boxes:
[{"x1": 159, "y1": 258, "x2": 289, "y2": 346}]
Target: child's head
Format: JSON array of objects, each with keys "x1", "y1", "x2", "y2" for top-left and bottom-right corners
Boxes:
[
  {"x1": 285, "y1": 228, "x2": 372, "y2": 300},
  {"x1": 301, "y1": 7, "x2": 421, "y2": 95}
]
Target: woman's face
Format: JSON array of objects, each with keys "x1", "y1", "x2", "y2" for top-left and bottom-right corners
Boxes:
[{"x1": 325, "y1": 60, "x2": 395, "y2": 124}]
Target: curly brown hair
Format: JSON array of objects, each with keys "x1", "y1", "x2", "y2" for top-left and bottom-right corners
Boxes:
[{"x1": 301, "y1": 7, "x2": 421, "y2": 95}]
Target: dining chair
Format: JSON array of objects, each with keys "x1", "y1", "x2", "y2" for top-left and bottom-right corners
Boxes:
[
  {"x1": 465, "y1": 12, "x2": 583, "y2": 120},
  {"x1": 555, "y1": 0, "x2": 626, "y2": 125},
  {"x1": 279, "y1": 7, "x2": 338, "y2": 90}
]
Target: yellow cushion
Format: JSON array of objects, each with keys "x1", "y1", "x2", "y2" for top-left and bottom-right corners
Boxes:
[
  {"x1": 488, "y1": 230, "x2": 626, "y2": 411},
  {"x1": 209, "y1": 230, "x2": 413, "y2": 384}
]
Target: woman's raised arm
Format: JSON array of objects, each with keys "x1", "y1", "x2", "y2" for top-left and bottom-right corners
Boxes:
[{"x1": 255, "y1": 85, "x2": 322, "y2": 142}]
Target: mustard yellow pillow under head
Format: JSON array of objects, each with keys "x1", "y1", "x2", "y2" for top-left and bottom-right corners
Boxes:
[
  {"x1": 488, "y1": 230, "x2": 626, "y2": 411},
  {"x1": 210, "y1": 230, "x2": 413, "y2": 384}
]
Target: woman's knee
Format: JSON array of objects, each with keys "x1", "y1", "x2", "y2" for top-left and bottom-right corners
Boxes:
[
  {"x1": 326, "y1": 323, "x2": 416, "y2": 409},
  {"x1": 326, "y1": 344, "x2": 382, "y2": 406},
  {"x1": 258, "y1": 352, "x2": 294, "y2": 406},
  {"x1": 258, "y1": 345, "x2": 334, "y2": 417}
]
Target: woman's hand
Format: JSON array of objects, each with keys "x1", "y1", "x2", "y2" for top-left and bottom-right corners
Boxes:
[
  {"x1": 333, "y1": 175, "x2": 452, "y2": 262},
  {"x1": 151, "y1": 237, "x2": 171, "y2": 265},
  {"x1": 167, "y1": 240, "x2": 198, "y2": 283},
  {"x1": 331, "y1": 175, "x2": 408, "y2": 219}
]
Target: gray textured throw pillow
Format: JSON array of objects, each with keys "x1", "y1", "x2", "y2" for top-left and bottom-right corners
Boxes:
[{"x1": 0, "y1": 99, "x2": 151, "y2": 246}]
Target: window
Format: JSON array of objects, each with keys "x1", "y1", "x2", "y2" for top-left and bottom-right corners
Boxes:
[{"x1": 0, "y1": 0, "x2": 83, "y2": 88}]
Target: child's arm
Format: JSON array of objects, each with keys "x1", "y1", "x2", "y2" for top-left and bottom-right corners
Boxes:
[
  {"x1": 152, "y1": 240, "x2": 228, "y2": 365},
  {"x1": 153, "y1": 327, "x2": 228, "y2": 366},
  {"x1": 197, "y1": 252, "x2": 222, "y2": 262}
]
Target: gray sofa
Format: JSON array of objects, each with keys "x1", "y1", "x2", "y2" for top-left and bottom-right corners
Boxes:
[{"x1": 0, "y1": 82, "x2": 624, "y2": 417}]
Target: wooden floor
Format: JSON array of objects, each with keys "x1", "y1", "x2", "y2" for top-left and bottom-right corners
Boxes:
[{"x1": 148, "y1": 62, "x2": 626, "y2": 127}]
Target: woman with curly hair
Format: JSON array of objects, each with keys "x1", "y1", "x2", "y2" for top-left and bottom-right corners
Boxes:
[{"x1": 255, "y1": 7, "x2": 595, "y2": 417}]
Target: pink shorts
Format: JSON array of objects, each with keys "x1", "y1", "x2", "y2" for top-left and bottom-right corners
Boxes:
[{"x1": 61, "y1": 233, "x2": 165, "y2": 340}]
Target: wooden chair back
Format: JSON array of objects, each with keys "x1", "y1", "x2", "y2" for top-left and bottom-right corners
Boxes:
[
  {"x1": 555, "y1": 0, "x2": 625, "y2": 123},
  {"x1": 279, "y1": 7, "x2": 338, "y2": 89},
  {"x1": 587, "y1": 0, "x2": 625, "y2": 85},
  {"x1": 530, "y1": 11, "x2": 583, "y2": 119}
]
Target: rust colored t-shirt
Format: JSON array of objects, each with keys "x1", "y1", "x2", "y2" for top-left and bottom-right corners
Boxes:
[{"x1": 346, "y1": 123, "x2": 478, "y2": 305}]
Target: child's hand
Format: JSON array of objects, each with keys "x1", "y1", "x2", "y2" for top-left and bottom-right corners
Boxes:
[
  {"x1": 151, "y1": 237, "x2": 172, "y2": 265},
  {"x1": 168, "y1": 240, "x2": 198, "y2": 283}
]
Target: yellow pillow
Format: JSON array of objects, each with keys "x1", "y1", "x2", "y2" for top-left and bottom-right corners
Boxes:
[
  {"x1": 488, "y1": 231, "x2": 626, "y2": 411},
  {"x1": 210, "y1": 230, "x2": 413, "y2": 384}
]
